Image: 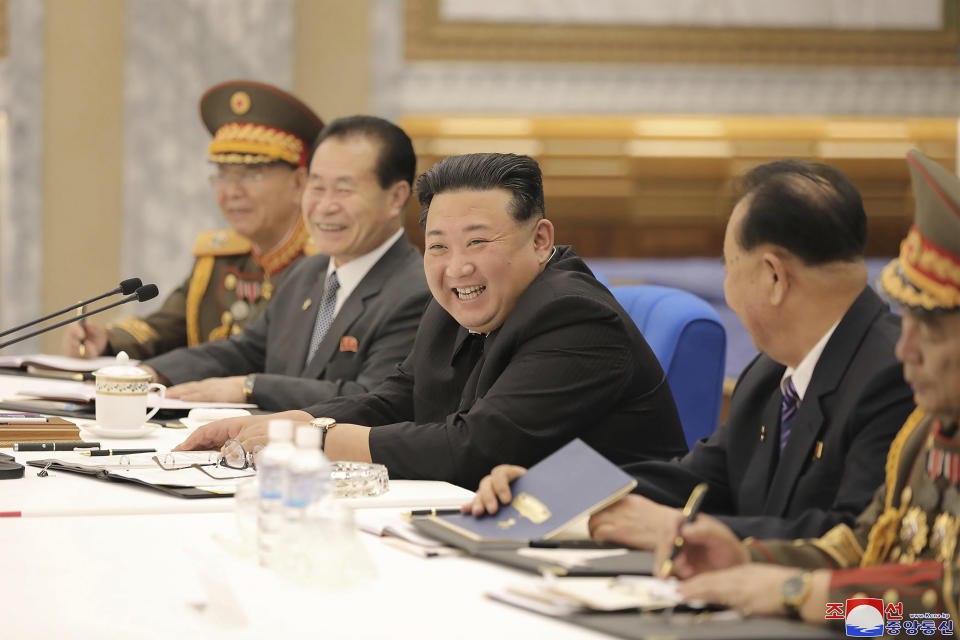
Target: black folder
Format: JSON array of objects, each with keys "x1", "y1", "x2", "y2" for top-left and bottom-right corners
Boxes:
[
  {"x1": 26, "y1": 458, "x2": 234, "y2": 499},
  {"x1": 413, "y1": 516, "x2": 655, "y2": 576}
]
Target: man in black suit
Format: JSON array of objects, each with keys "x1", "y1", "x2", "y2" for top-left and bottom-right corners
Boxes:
[
  {"x1": 141, "y1": 116, "x2": 430, "y2": 411},
  {"x1": 469, "y1": 160, "x2": 915, "y2": 541},
  {"x1": 177, "y1": 153, "x2": 687, "y2": 488}
]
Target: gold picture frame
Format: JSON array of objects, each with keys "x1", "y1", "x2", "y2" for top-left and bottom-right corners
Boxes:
[{"x1": 405, "y1": 0, "x2": 960, "y2": 67}]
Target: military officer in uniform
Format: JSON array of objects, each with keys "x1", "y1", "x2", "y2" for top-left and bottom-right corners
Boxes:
[
  {"x1": 62, "y1": 80, "x2": 323, "y2": 360},
  {"x1": 640, "y1": 149, "x2": 960, "y2": 632}
]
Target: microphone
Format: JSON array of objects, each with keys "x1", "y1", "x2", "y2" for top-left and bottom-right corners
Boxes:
[
  {"x1": 0, "y1": 284, "x2": 161, "y2": 351},
  {"x1": 0, "y1": 278, "x2": 143, "y2": 339}
]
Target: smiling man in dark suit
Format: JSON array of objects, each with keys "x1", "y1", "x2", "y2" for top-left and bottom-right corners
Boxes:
[
  {"x1": 141, "y1": 116, "x2": 430, "y2": 411},
  {"x1": 470, "y1": 159, "x2": 915, "y2": 542},
  {"x1": 177, "y1": 153, "x2": 687, "y2": 488}
]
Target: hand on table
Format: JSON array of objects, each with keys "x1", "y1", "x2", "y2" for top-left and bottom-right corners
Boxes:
[
  {"x1": 167, "y1": 376, "x2": 246, "y2": 403},
  {"x1": 679, "y1": 565, "x2": 830, "y2": 621},
  {"x1": 173, "y1": 410, "x2": 312, "y2": 452},
  {"x1": 588, "y1": 494, "x2": 679, "y2": 550}
]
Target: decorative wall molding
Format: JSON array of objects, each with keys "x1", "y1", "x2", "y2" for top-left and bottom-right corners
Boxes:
[
  {"x1": 398, "y1": 114, "x2": 956, "y2": 257},
  {"x1": 371, "y1": 1, "x2": 960, "y2": 118},
  {"x1": 407, "y1": 0, "x2": 960, "y2": 67},
  {"x1": 441, "y1": 0, "x2": 944, "y2": 30}
]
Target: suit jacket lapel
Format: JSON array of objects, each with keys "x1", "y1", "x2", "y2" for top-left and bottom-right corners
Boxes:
[
  {"x1": 761, "y1": 286, "x2": 884, "y2": 515},
  {"x1": 739, "y1": 389, "x2": 784, "y2": 514},
  {"x1": 300, "y1": 238, "x2": 410, "y2": 377}
]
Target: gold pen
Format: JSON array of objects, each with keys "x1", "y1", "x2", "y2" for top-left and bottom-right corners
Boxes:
[
  {"x1": 77, "y1": 303, "x2": 86, "y2": 358},
  {"x1": 660, "y1": 482, "x2": 709, "y2": 577}
]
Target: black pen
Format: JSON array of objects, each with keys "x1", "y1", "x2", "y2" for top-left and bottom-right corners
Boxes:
[
  {"x1": 80, "y1": 448, "x2": 156, "y2": 456},
  {"x1": 14, "y1": 441, "x2": 101, "y2": 451},
  {"x1": 402, "y1": 507, "x2": 462, "y2": 519},
  {"x1": 660, "y1": 482, "x2": 709, "y2": 577},
  {"x1": 529, "y1": 539, "x2": 620, "y2": 549}
]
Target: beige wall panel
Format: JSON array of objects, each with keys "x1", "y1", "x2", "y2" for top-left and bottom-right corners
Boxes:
[
  {"x1": 43, "y1": 0, "x2": 124, "y2": 351},
  {"x1": 294, "y1": 0, "x2": 371, "y2": 121}
]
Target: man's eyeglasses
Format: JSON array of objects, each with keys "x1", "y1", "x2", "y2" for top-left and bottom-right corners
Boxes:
[
  {"x1": 208, "y1": 167, "x2": 268, "y2": 189},
  {"x1": 153, "y1": 439, "x2": 264, "y2": 480}
]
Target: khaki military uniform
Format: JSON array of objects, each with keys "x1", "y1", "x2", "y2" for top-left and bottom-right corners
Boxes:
[
  {"x1": 748, "y1": 408, "x2": 959, "y2": 629},
  {"x1": 106, "y1": 219, "x2": 316, "y2": 360}
]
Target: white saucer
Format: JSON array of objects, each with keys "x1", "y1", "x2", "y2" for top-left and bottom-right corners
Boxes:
[{"x1": 80, "y1": 423, "x2": 158, "y2": 439}]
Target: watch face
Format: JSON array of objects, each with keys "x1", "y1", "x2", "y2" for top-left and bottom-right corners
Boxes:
[
  {"x1": 312, "y1": 417, "x2": 336, "y2": 429},
  {"x1": 783, "y1": 575, "x2": 806, "y2": 603}
]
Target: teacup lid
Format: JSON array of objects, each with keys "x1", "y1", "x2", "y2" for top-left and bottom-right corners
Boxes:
[{"x1": 93, "y1": 351, "x2": 150, "y2": 379}]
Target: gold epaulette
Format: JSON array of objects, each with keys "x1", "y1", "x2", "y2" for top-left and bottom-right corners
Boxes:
[
  {"x1": 193, "y1": 229, "x2": 251, "y2": 257},
  {"x1": 861, "y1": 407, "x2": 928, "y2": 567},
  {"x1": 107, "y1": 317, "x2": 160, "y2": 345},
  {"x1": 254, "y1": 217, "x2": 314, "y2": 274}
]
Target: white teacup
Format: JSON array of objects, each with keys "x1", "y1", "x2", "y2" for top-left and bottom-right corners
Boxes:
[{"x1": 93, "y1": 353, "x2": 166, "y2": 429}]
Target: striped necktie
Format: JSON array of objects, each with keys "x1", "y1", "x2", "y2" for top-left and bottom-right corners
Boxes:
[
  {"x1": 780, "y1": 377, "x2": 800, "y2": 451},
  {"x1": 306, "y1": 271, "x2": 340, "y2": 365}
]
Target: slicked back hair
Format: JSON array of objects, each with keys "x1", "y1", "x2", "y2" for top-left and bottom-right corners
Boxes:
[
  {"x1": 736, "y1": 160, "x2": 867, "y2": 265},
  {"x1": 307, "y1": 115, "x2": 416, "y2": 190},
  {"x1": 416, "y1": 153, "x2": 545, "y2": 228}
]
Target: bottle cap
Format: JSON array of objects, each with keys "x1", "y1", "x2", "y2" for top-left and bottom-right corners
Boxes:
[
  {"x1": 295, "y1": 424, "x2": 321, "y2": 449},
  {"x1": 267, "y1": 419, "x2": 294, "y2": 442}
]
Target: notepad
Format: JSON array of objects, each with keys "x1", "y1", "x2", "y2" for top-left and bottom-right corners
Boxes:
[{"x1": 0, "y1": 354, "x2": 133, "y2": 373}]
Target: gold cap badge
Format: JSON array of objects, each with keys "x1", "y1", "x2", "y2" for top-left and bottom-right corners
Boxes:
[{"x1": 229, "y1": 91, "x2": 251, "y2": 115}]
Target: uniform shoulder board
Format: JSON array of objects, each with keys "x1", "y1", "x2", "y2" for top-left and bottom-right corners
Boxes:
[{"x1": 193, "y1": 228, "x2": 251, "y2": 257}]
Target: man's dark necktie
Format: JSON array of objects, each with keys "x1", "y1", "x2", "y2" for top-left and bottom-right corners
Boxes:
[
  {"x1": 453, "y1": 333, "x2": 485, "y2": 409},
  {"x1": 306, "y1": 271, "x2": 340, "y2": 365},
  {"x1": 780, "y1": 377, "x2": 800, "y2": 451}
]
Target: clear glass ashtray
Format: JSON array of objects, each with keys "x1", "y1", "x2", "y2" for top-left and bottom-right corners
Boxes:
[{"x1": 329, "y1": 461, "x2": 389, "y2": 498}]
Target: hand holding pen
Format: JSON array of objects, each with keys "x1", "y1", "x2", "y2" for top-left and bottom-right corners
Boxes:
[
  {"x1": 658, "y1": 482, "x2": 709, "y2": 577},
  {"x1": 655, "y1": 483, "x2": 751, "y2": 579},
  {"x1": 76, "y1": 303, "x2": 86, "y2": 358}
]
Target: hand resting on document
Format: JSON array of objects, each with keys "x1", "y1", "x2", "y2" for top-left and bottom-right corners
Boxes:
[{"x1": 466, "y1": 464, "x2": 679, "y2": 551}]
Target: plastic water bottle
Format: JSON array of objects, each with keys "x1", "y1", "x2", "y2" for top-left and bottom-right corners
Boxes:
[
  {"x1": 257, "y1": 419, "x2": 295, "y2": 568},
  {"x1": 280, "y1": 425, "x2": 331, "y2": 582}
]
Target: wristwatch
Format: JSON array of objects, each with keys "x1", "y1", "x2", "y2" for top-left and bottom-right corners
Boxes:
[
  {"x1": 241, "y1": 374, "x2": 256, "y2": 401},
  {"x1": 311, "y1": 417, "x2": 337, "y2": 451},
  {"x1": 781, "y1": 571, "x2": 812, "y2": 620}
]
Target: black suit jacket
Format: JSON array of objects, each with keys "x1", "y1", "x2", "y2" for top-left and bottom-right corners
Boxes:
[
  {"x1": 146, "y1": 236, "x2": 431, "y2": 411},
  {"x1": 304, "y1": 246, "x2": 688, "y2": 489},
  {"x1": 621, "y1": 286, "x2": 915, "y2": 539}
]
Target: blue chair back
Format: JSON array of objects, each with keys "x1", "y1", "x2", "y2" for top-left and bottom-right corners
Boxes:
[{"x1": 612, "y1": 285, "x2": 726, "y2": 448}]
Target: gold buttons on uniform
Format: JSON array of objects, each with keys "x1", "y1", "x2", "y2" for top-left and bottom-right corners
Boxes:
[
  {"x1": 921, "y1": 589, "x2": 938, "y2": 610},
  {"x1": 883, "y1": 589, "x2": 899, "y2": 604},
  {"x1": 302, "y1": 298, "x2": 312, "y2": 310}
]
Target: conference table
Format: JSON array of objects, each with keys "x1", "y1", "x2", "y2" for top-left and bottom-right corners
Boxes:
[
  {"x1": 1, "y1": 374, "x2": 841, "y2": 639},
  {"x1": 0, "y1": 374, "x2": 607, "y2": 639}
]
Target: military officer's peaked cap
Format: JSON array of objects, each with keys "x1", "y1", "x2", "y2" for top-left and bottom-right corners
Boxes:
[
  {"x1": 200, "y1": 80, "x2": 323, "y2": 167},
  {"x1": 880, "y1": 150, "x2": 960, "y2": 311}
]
